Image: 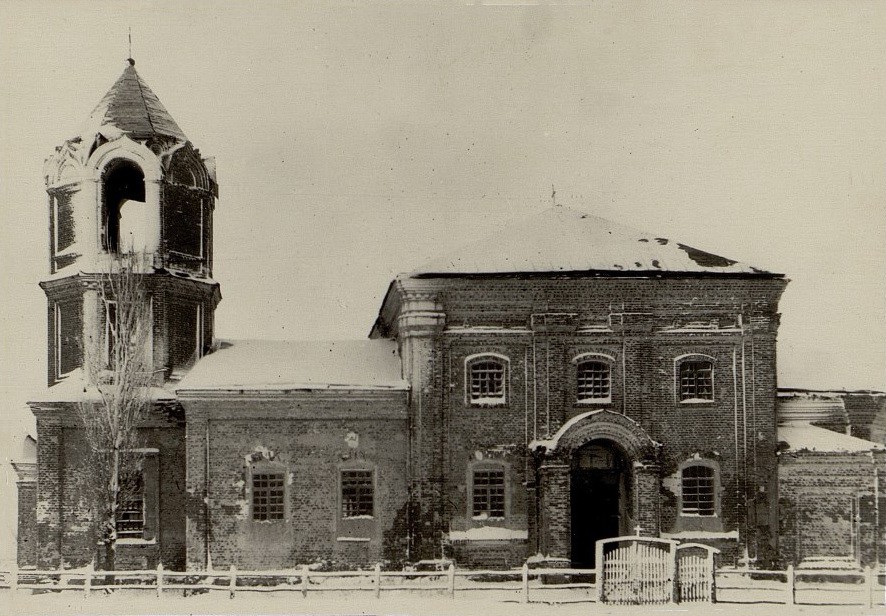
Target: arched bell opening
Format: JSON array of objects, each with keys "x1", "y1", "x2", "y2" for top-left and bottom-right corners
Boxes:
[{"x1": 101, "y1": 159, "x2": 145, "y2": 254}]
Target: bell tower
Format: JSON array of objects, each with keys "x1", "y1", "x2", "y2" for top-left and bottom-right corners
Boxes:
[{"x1": 41, "y1": 58, "x2": 221, "y2": 386}]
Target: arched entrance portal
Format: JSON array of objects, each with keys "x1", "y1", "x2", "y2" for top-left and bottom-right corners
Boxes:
[{"x1": 570, "y1": 440, "x2": 632, "y2": 568}]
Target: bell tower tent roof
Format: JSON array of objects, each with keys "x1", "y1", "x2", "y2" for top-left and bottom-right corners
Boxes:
[{"x1": 79, "y1": 59, "x2": 187, "y2": 142}]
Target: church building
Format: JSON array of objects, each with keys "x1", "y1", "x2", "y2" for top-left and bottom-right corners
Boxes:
[{"x1": 16, "y1": 61, "x2": 886, "y2": 573}]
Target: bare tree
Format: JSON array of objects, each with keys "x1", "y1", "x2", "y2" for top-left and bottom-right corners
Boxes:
[{"x1": 76, "y1": 252, "x2": 154, "y2": 571}]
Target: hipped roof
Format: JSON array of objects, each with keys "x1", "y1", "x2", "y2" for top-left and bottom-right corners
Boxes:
[
  {"x1": 79, "y1": 60, "x2": 187, "y2": 142},
  {"x1": 410, "y1": 206, "x2": 778, "y2": 277}
]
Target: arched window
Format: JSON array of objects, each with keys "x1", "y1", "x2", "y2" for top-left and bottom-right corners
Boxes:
[
  {"x1": 574, "y1": 354, "x2": 614, "y2": 403},
  {"x1": 101, "y1": 160, "x2": 145, "y2": 253},
  {"x1": 465, "y1": 354, "x2": 509, "y2": 406},
  {"x1": 676, "y1": 355, "x2": 714, "y2": 402},
  {"x1": 680, "y1": 462, "x2": 718, "y2": 517}
]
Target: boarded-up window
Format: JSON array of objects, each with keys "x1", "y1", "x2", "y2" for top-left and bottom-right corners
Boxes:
[
  {"x1": 169, "y1": 302, "x2": 203, "y2": 369},
  {"x1": 54, "y1": 192, "x2": 75, "y2": 253},
  {"x1": 54, "y1": 301, "x2": 81, "y2": 377},
  {"x1": 165, "y1": 185, "x2": 203, "y2": 258}
]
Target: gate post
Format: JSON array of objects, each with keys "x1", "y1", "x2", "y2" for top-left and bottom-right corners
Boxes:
[
  {"x1": 595, "y1": 541, "x2": 604, "y2": 603},
  {"x1": 668, "y1": 543, "x2": 677, "y2": 604}
]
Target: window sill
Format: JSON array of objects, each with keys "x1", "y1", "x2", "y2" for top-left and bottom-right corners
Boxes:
[
  {"x1": 337, "y1": 536, "x2": 371, "y2": 542},
  {"x1": 661, "y1": 529, "x2": 738, "y2": 541},
  {"x1": 679, "y1": 399, "x2": 716, "y2": 405},
  {"x1": 116, "y1": 537, "x2": 156, "y2": 546},
  {"x1": 575, "y1": 399, "x2": 612, "y2": 406},
  {"x1": 469, "y1": 400, "x2": 508, "y2": 408}
]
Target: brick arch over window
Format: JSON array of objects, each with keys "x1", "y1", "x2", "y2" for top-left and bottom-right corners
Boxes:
[{"x1": 538, "y1": 410, "x2": 658, "y2": 462}]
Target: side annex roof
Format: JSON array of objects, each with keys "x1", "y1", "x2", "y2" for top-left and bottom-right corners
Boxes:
[{"x1": 176, "y1": 339, "x2": 407, "y2": 393}]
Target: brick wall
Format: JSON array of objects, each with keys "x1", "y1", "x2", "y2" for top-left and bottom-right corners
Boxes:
[
  {"x1": 778, "y1": 450, "x2": 886, "y2": 567},
  {"x1": 181, "y1": 392, "x2": 409, "y2": 570},
  {"x1": 388, "y1": 274, "x2": 786, "y2": 566},
  {"x1": 32, "y1": 405, "x2": 187, "y2": 570},
  {"x1": 17, "y1": 481, "x2": 37, "y2": 568}
]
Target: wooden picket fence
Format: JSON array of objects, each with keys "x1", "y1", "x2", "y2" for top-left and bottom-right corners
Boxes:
[
  {"x1": 716, "y1": 565, "x2": 885, "y2": 607},
  {"x1": 0, "y1": 562, "x2": 595, "y2": 604},
  {"x1": 0, "y1": 560, "x2": 882, "y2": 606}
]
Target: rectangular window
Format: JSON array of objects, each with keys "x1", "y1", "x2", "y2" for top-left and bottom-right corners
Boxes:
[
  {"x1": 577, "y1": 361, "x2": 611, "y2": 401},
  {"x1": 116, "y1": 471, "x2": 145, "y2": 539},
  {"x1": 341, "y1": 470, "x2": 374, "y2": 518},
  {"x1": 469, "y1": 358, "x2": 506, "y2": 404},
  {"x1": 252, "y1": 472, "x2": 285, "y2": 521},
  {"x1": 472, "y1": 469, "x2": 505, "y2": 519},
  {"x1": 681, "y1": 466, "x2": 716, "y2": 516},
  {"x1": 679, "y1": 361, "x2": 714, "y2": 401}
]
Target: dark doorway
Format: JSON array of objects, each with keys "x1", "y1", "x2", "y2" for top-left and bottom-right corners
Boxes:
[{"x1": 570, "y1": 440, "x2": 630, "y2": 568}]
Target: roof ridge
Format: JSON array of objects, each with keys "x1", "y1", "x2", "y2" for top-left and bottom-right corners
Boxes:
[{"x1": 130, "y1": 65, "x2": 157, "y2": 135}]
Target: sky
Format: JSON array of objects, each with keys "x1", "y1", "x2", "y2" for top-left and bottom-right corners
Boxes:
[{"x1": 0, "y1": 0, "x2": 885, "y2": 565}]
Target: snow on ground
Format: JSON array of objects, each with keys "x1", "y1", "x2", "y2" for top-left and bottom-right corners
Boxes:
[{"x1": 4, "y1": 588, "x2": 885, "y2": 616}]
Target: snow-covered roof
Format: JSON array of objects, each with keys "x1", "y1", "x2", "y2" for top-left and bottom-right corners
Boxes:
[
  {"x1": 78, "y1": 60, "x2": 187, "y2": 143},
  {"x1": 777, "y1": 395, "x2": 848, "y2": 426},
  {"x1": 29, "y1": 368, "x2": 178, "y2": 404},
  {"x1": 177, "y1": 339, "x2": 408, "y2": 392},
  {"x1": 410, "y1": 206, "x2": 777, "y2": 277},
  {"x1": 777, "y1": 422, "x2": 885, "y2": 453}
]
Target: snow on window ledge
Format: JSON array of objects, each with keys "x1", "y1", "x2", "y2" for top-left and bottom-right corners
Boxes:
[
  {"x1": 447, "y1": 527, "x2": 528, "y2": 542},
  {"x1": 576, "y1": 398, "x2": 612, "y2": 406},
  {"x1": 341, "y1": 515, "x2": 374, "y2": 520},
  {"x1": 679, "y1": 398, "x2": 715, "y2": 405},
  {"x1": 470, "y1": 397, "x2": 507, "y2": 407},
  {"x1": 471, "y1": 514, "x2": 505, "y2": 522},
  {"x1": 660, "y1": 530, "x2": 738, "y2": 541},
  {"x1": 116, "y1": 537, "x2": 157, "y2": 546},
  {"x1": 336, "y1": 536, "x2": 371, "y2": 542}
]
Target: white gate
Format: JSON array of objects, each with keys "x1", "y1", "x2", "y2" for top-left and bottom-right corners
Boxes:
[
  {"x1": 595, "y1": 537, "x2": 677, "y2": 604},
  {"x1": 676, "y1": 543, "x2": 719, "y2": 602}
]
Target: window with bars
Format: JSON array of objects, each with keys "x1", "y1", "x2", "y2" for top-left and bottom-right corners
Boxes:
[
  {"x1": 472, "y1": 469, "x2": 506, "y2": 519},
  {"x1": 252, "y1": 472, "x2": 285, "y2": 521},
  {"x1": 679, "y1": 359, "x2": 714, "y2": 401},
  {"x1": 576, "y1": 360, "x2": 611, "y2": 402},
  {"x1": 116, "y1": 471, "x2": 145, "y2": 539},
  {"x1": 467, "y1": 356, "x2": 507, "y2": 405},
  {"x1": 341, "y1": 470, "x2": 374, "y2": 518},
  {"x1": 681, "y1": 464, "x2": 716, "y2": 516}
]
